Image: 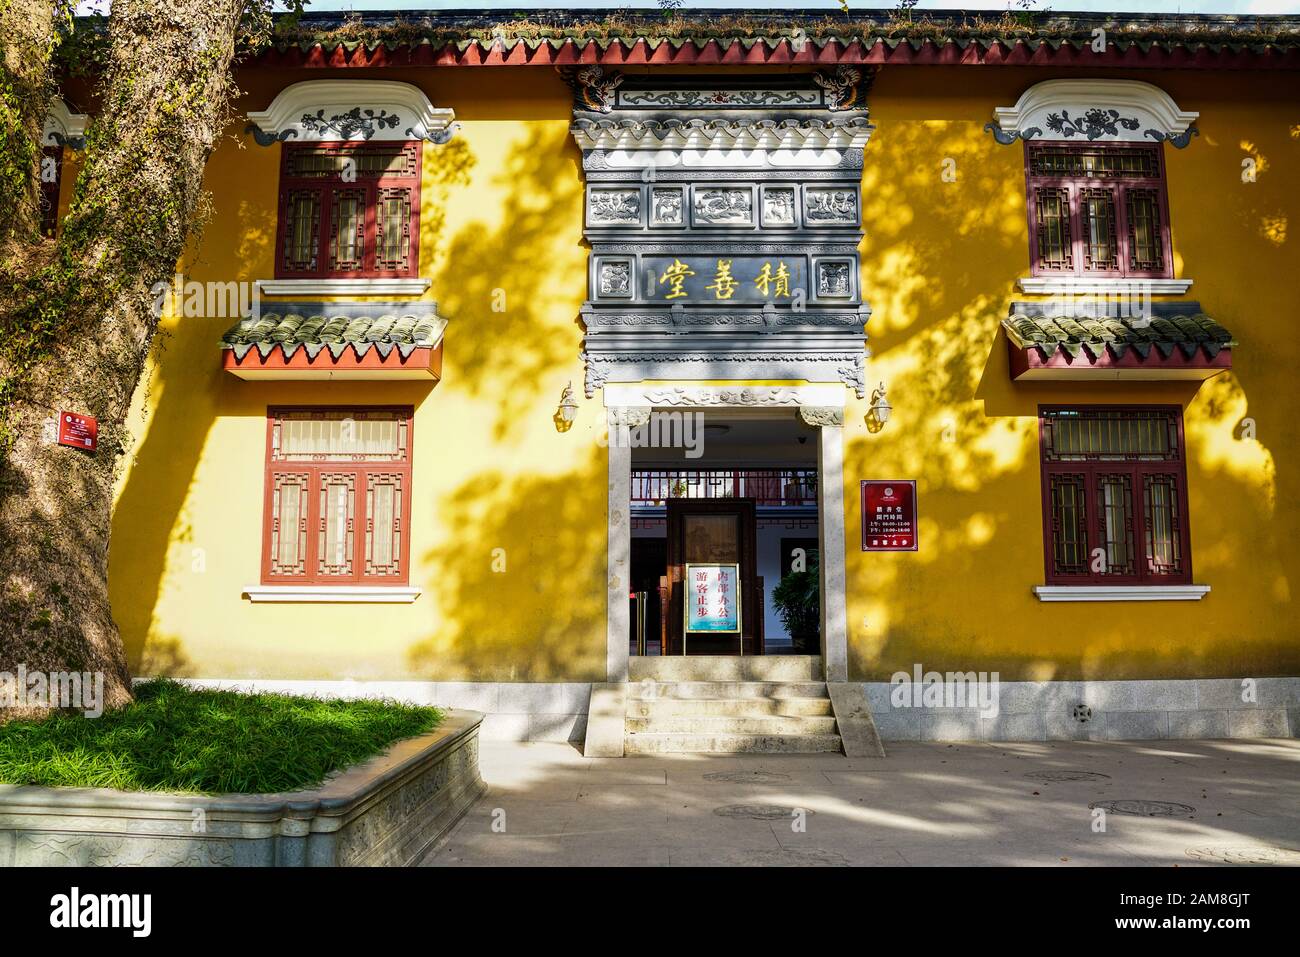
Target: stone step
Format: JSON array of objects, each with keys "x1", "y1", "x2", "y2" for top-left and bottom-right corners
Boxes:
[
  {"x1": 626, "y1": 696, "x2": 834, "y2": 718},
  {"x1": 624, "y1": 731, "x2": 844, "y2": 754},
  {"x1": 625, "y1": 681, "x2": 829, "y2": 701},
  {"x1": 625, "y1": 714, "x2": 840, "y2": 735},
  {"x1": 628, "y1": 655, "x2": 823, "y2": 683}
]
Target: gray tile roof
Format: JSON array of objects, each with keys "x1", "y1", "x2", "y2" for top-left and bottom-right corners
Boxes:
[
  {"x1": 222, "y1": 309, "x2": 444, "y2": 360},
  {"x1": 1002, "y1": 308, "x2": 1234, "y2": 361}
]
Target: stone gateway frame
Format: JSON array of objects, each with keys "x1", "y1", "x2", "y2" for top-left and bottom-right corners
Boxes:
[
  {"x1": 603, "y1": 385, "x2": 851, "y2": 683},
  {"x1": 569, "y1": 71, "x2": 872, "y2": 683}
]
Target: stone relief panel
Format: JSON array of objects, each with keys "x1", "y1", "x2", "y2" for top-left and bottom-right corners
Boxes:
[
  {"x1": 589, "y1": 188, "x2": 642, "y2": 226},
  {"x1": 761, "y1": 187, "x2": 797, "y2": 227},
  {"x1": 816, "y1": 261, "x2": 853, "y2": 298},
  {"x1": 692, "y1": 187, "x2": 755, "y2": 227},
  {"x1": 805, "y1": 187, "x2": 858, "y2": 225},
  {"x1": 619, "y1": 87, "x2": 822, "y2": 109},
  {"x1": 597, "y1": 260, "x2": 633, "y2": 298},
  {"x1": 17, "y1": 832, "x2": 238, "y2": 867},
  {"x1": 651, "y1": 188, "x2": 685, "y2": 226},
  {"x1": 565, "y1": 66, "x2": 874, "y2": 117}
]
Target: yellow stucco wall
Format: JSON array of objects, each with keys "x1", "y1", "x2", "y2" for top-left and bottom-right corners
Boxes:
[
  {"x1": 107, "y1": 65, "x2": 1299, "y2": 683},
  {"x1": 844, "y1": 66, "x2": 1299, "y2": 681},
  {"x1": 110, "y1": 68, "x2": 606, "y2": 682}
]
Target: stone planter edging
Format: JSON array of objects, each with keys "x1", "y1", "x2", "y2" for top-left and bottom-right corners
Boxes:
[{"x1": 0, "y1": 709, "x2": 486, "y2": 866}]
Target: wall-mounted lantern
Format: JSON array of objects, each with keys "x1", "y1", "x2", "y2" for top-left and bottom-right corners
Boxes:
[
  {"x1": 866, "y1": 382, "x2": 892, "y2": 433},
  {"x1": 554, "y1": 381, "x2": 579, "y2": 432}
]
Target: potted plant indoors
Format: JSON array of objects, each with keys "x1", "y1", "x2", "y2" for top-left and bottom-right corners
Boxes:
[{"x1": 771, "y1": 562, "x2": 820, "y2": 653}]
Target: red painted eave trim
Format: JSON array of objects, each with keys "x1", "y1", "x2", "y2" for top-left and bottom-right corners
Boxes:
[
  {"x1": 222, "y1": 344, "x2": 442, "y2": 378},
  {"x1": 247, "y1": 39, "x2": 1300, "y2": 70},
  {"x1": 1008, "y1": 340, "x2": 1233, "y2": 380}
]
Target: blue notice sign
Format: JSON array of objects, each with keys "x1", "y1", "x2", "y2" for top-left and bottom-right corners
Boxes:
[{"x1": 685, "y1": 563, "x2": 741, "y2": 633}]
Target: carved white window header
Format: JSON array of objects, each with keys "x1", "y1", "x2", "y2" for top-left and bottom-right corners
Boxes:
[
  {"x1": 43, "y1": 98, "x2": 88, "y2": 150},
  {"x1": 988, "y1": 79, "x2": 1199, "y2": 148},
  {"x1": 245, "y1": 80, "x2": 457, "y2": 145}
]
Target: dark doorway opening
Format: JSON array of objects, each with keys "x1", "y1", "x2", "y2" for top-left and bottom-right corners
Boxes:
[
  {"x1": 627, "y1": 410, "x2": 819, "y2": 656},
  {"x1": 629, "y1": 537, "x2": 666, "y2": 657}
]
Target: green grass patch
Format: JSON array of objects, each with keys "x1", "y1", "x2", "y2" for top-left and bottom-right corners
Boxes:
[{"x1": 0, "y1": 679, "x2": 442, "y2": 795}]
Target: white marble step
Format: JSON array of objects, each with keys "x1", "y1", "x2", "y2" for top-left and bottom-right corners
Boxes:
[
  {"x1": 629, "y1": 655, "x2": 823, "y2": 683},
  {"x1": 624, "y1": 731, "x2": 844, "y2": 754},
  {"x1": 625, "y1": 680, "x2": 829, "y2": 701},
  {"x1": 626, "y1": 696, "x2": 834, "y2": 718},
  {"x1": 626, "y1": 714, "x2": 840, "y2": 735}
]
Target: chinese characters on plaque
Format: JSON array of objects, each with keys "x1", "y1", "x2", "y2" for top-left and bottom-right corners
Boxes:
[
  {"x1": 861, "y1": 480, "x2": 918, "y2": 552},
  {"x1": 644, "y1": 255, "x2": 807, "y2": 303},
  {"x1": 684, "y1": 563, "x2": 742, "y2": 633}
]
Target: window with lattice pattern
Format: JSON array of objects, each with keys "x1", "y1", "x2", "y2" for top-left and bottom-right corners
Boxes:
[
  {"x1": 1039, "y1": 408, "x2": 1191, "y2": 585},
  {"x1": 262, "y1": 408, "x2": 413, "y2": 585},
  {"x1": 1025, "y1": 143, "x2": 1172, "y2": 279},
  {"x1": 275, "y1": 142, "x2": 421, "y2": 279},
  {"x1": 329, "y1": 189, "x2": 366, "y2": 272},
  {"x1": 282, "y1": 190, "x2": 322, "y2": 272},
  {"x1": 1034, "y1": 188, "x2": 1073, "y2": 271},
  {"x1": 376, "y1": 188, "x2": 414, "y2": 272}
]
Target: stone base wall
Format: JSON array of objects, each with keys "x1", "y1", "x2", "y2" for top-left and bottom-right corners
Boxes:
[
  {"x1": 158, "y1": 676, "x2": 1299, "y2": 745},
  {"x1": 0, "y1": 711, "x2": 486, "y2": 867},
  {"x1": 863, "y1": 678, "x2": 1299, "y2": 742}
]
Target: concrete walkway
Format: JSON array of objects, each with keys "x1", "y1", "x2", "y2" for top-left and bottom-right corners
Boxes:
[{"x1": 422, "y1": 738, "x2": 1300, "y2": 866}]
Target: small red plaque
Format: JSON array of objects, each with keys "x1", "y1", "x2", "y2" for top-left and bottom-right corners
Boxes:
[
  {"x1": 861, "y1": 480, "x2": 918, "y2": 552},
  {"x1": 56, "y1": 411, "x2": 98, "y2": 452}
]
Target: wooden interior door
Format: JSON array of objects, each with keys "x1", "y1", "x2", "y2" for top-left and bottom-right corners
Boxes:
[{"x1": 665, "y1": 499, "x2": 761, "y2": 655}]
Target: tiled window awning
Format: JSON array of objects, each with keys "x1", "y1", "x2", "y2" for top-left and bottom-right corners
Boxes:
[
  {"x1": 221, "y1": 305, "x2": 446, "y2": 380},
  {"x1": 1002, "y1": 302, "x2": 1234, "y2": 381}
]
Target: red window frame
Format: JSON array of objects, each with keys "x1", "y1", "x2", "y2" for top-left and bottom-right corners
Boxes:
[
  {"x1": 1038, "y1": 406, "x2": 1192, "y2": 586},
  {"x1": 261, "y1": 406, "x2": 415, "y2": 586},
  {"x1": 274, "y1": 142, "x2": 421, "y2": 280},
  {"x1": 1025, "y1": 141, "x2": 1174, "y2": 280}
]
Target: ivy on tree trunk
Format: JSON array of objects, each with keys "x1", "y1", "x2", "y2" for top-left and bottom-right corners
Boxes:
[{"x1": 0, "y1": 0, "x2": 278, "y2": 716}]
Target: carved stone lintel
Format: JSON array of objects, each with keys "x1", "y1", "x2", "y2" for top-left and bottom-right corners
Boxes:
[
  {"x1": 581, "y1": 351, "x2": 607, "y2": 398},
  {"x1": 838, "y1": 354, "x2": 867, "y2": 399},
  {"x1": 643, "y1": 387, "x2": 800, "y2": 407},
  {"x1": 799, "y1": 406, "x2": 844, "y2": 428},
  {"x1": 607, "y1": 406, "x2": 652, "y2": 428}
]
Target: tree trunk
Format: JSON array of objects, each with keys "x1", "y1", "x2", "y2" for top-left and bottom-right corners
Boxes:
[{"x1": 0, "y1": 0, "x2": 248, "y2": 716}]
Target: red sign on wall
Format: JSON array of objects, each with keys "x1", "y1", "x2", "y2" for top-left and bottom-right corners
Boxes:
[
  {"x1": 861, "y1": 480, "x2": 918, "y2": 551},
  {"x1": 56, "y1": 411, "x2": 98, "y2": 452}
]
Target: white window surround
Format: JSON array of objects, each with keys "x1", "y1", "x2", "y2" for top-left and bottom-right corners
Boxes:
[
  {"x1": 244, "y1": 585, "x2": 422, "y2": 603},
  {"x1": 245, "y1": 79, "x2": 456, "y2": 144},
  {"x1": 992, "y1": 79, "x2": 1199, "y2": 144},
  {"x1": 43, "y1": 98, "x2": 88, "y2": 149},
  {"x1": 256, "y1": 278, "x2": 432, "y2": 297},
  {"x1": 1017, "y1": 277, "x2": 1193, "y2": 295},
  {"x1": 1033, "y1": 584, "x2": 1210, "y2": 602}
]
